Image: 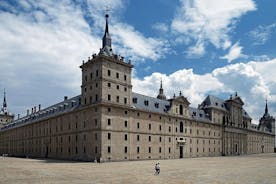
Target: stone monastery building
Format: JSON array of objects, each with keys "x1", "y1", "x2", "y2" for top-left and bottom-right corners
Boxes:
[{"x1": 0, "y1": 14, "x2": 275, "y2": 162}]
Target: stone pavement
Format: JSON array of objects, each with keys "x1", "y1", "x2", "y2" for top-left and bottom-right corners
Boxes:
[{"x1": 0, "y1": 153, "x2": 275, "y2": 184}]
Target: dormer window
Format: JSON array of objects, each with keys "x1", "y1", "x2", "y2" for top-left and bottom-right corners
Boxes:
[
  {"x1": 215, "y1": 102, "x2": 218, "y2": 106},
  {"x1": 132, "y1": 97, "x2": 136, "y2": 103},
  {"x1": 144, "y1": 100, "x2": 149, "y2": 106},
  {"x1": 154, "y1": 103, "x2": 159, "y2": 108}
]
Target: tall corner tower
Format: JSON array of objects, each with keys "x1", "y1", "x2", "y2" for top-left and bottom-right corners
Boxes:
[{"x1": 80, "y1": 13, "x2": 133, "y2": 107}]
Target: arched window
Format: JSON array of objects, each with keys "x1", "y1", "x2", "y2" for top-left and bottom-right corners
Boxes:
[
  {"x1": 180, "y1": 122, "x2": 183, "y2": 133},
  {"x1": 179, "y1": 105, "x2": 183, "y2": 115}
]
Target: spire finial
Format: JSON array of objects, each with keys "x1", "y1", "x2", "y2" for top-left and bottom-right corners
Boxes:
[
  {"x1": 100, "y1": 9, "x2": 113, "y2": 56},
  {"x1": 265, "y1": 98, "x2": 268, "y2": 114},
  {"x1": 3, "y1": 89, "x2": 7, "y2": 108},
  {"x1": 156, "y1": 79, "x2": 166, "y2": 100}
]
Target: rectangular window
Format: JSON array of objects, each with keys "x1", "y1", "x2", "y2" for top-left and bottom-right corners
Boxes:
[
  {"x1": 124, "y1": 134, "x2": 127, "y2": 141},
  {"x1": 125, "y1": 121, "x2": 128, "y2": 127},
  {"x1": 124, "y1": 146, "x2": 127, "y2": 153},
  {"x1": 124, "y1": 75, "x2": 127, "y2": 81},
  {"x1": 169, "y1": 147, "x2": 171, "y2": 153},
  {"x1": 159, "y1": 147, "x2": 162, "y2": 153},
  {"x1": 116, "y1": 96, "x2": 119, "y2": 103},
  {"x1": 117, "y1": 85, "x2": 119, "y2": 90},
  {"x1": 124, "y1": 98, "x2": 127, "y2": 104},
  {"x1": 108, "y1": 94, "x2": 111, "y2": 101},
  {"x1": 94, "y1": 119, "x2": 98, "y2": 127},
  {"x1": 108, "y1": 119, "x2": 111, "y2": 125},
  {"x1": 137, "y1": 147, "x2": 140, "y2": 153},
  {"x1": 108, "y1": 83, "x2": 111, "y2": 87},
  {"x1": 159, "y1": 137, "x2": 162, "y2": 142},
  {"x1": 108, "y1": 146, "x2": 111, "y2": 153},
  {"x1": 137, "y1": 122, "x2": 140, "y2": 129},
  {"x1": 148, "y1": 136, "x2": 151, "y2": 142},
  {"x1": 149, "y1": 123, "x2": 151, "y2": 130},
  {"x1": 148, "y1": 147, "x2": 151, "y2": 153},
  {"x1": 96, "y1": 70, "x2": 99, "y2": 77},
  {"x1": 116, "y1": 72, "x2": 119, "y2": 78},
  {"x1": 108, "y1": 70, "x2": 111, "y2": 76},
  {"x1": 169, "y1": 137, "x2": 171, "y2": 142},
  {"x1": 159, "y1": 125, "x2": 162, "y2": 131},
  {"x1": 137, "y1": 135, "x2": 140, "y2": 141},
  {"x1": 108, "y1": 133, "x2": 111, "y2": 140},
  {"x1": 95, "y1": 146, "x2": 98, "y2": 153}
]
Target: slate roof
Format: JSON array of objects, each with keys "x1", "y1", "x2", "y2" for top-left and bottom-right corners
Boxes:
[
  {"x1": 132, "y1": 93, "x2": 211, "y2": 122},
  {"x1": 189, "y1": 107, "x2": 211, "y2": 123},
  {"x1": 132, "y1": 92, "x2": 171, "y2": 114},
  {"x1": 200, "y1": 95, "x2": 251, "y2": 119},
  {"x1": 0, "y1": 95, "x2": 81, "y2": 131},
  {"x1": 200, "y1": 95, "x2": 228, "y2": 111}
]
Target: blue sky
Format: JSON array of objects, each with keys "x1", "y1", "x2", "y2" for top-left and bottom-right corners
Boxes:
[{"x1": 0, "y1": 0, "x2": 276, "y2": 124}]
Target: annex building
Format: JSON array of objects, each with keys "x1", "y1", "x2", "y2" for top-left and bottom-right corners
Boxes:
[{"x1": 0, "y1": 14, "x2": 275, "y2": 162}]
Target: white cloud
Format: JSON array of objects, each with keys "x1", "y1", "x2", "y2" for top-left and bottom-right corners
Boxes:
[
  {"x1": 152, "y1": 22, "x2": 169, "y2": 33},
  {"x1": 133, "y1": 59, "x2": 276, "y2": 124},
  {"x1": 220, "y1": 42, "x2": 245, "y2": 62},
  {"x1": 86, "y1": 0, "x2": 170, "y2": 62},
  {"x1": 185, "y1": 41, "x2": 205, "y2": 58},
  {"x1": 112, "y1": 23, "x2": 170, "y2": 61},
  {"x1": 249, "y1": 23, "x2": 276, "y2": 45},
  {"x1": 171, "y1": 0, "x2": 256, "y2": 57}
]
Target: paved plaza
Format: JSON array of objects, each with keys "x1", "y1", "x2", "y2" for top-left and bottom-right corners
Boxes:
[{"x1": 0, "y1": 153, "x2": 275, "y2": 184}]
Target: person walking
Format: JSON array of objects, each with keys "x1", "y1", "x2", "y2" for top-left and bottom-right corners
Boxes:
[{"x1": 155, "y1": 162, "x2": 160, "y2": 175}]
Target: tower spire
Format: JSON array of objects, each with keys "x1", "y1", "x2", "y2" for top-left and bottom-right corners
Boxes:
[
  {"x1": 157, "y1": 80, "x2": 166, "y2": 100},
  {"x1": 99, "y1": 11, "x2": 113, "y2": 56},
  {"x1": 265, "y1": 99, "x2": 268, "y2": 114},
  {"x1": 3, "y1": 89, "x2": 7, "y2": 108}
]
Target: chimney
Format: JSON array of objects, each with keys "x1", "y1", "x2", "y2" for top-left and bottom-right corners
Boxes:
[
  {"x1": 38, "y1": 104, "x2": 41, "y2": 111},
  {"x1": 27, "y1": 109, "x2": 29, "y2": 116},
  {"x1": 34, "y1": 106, "x2": 36, "y2": 113},
  {"x1": 18, "y1": 114, "x2": 20, "y2": 119},
  {"x1": 31, "y1": 107, "x2": 33, "y2": 114},
  {"x1": 64, "y1": 96, "x2": 68, "y2": 101}
]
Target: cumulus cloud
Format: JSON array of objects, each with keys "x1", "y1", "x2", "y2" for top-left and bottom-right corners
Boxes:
[
  {"x1": 249, "y1": 23, "x2": 276, "y2": 45},
  {"x1": 133, "y1": 59, "x2": 276, "y2": 124},
  {"x1": 171, "y1": 0, "x2": 256, "y2": 57},
  {"x1": 220, "y1": 42, "x2": 245, "y2": 62},
  {"x1": 86, "y1": 0, "x2": 170, "y2": 62},
  {"x1": 152, "y1": 22, "x2": 169, "y2": 33},
  {"x1": 112, "y1": 23, "x2": 170, "y2": 61}
]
